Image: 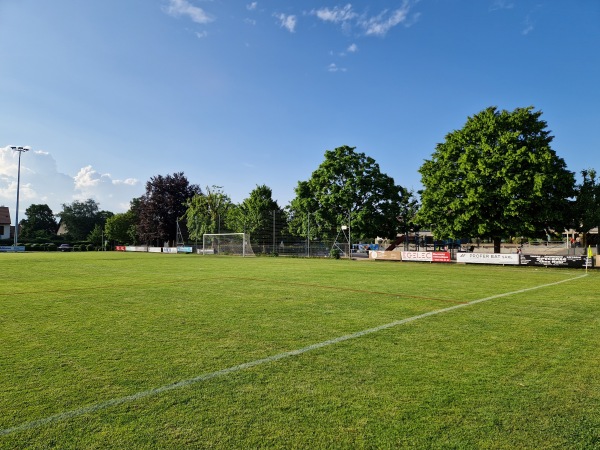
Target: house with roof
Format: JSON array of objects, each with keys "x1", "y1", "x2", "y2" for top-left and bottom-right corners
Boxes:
[{"x1": 0, "y1": 206, "x2": 12, "y2": 240}]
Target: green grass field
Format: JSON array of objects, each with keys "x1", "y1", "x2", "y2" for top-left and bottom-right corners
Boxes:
[{"x1": 1, "y1": 252, "x2": 598, "y2": 449}]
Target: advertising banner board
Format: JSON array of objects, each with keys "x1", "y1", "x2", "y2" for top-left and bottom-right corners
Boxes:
[
  {"x1": 162, "y1": 247, "x2": 178, "y2": 254},
  {"x1": 521, "y1": 254, "x2": 590, "y2": 268},
  {"x1": 0, "y1": 246, "x2": 25, "y2": 252},
  {"x1": 125, "y1": 246, "x2": 148, "y2": 252},
  {"x1": 115, "y1": 246, "x2": 126, "y2": 251},
  {"x1": 148, "y1": 247, "x2": 162, "y2": 253},
  {"x1": 369, "y1": 250, "x2": 401, "y2": 261},
  {"x1": 456, "y1": 253, "x2": 520, "y2": 265},
  {"x1": 401, "y1": 251, "x2": 451, "y2": 263},
  {"x1": 177, "y1": 246, "x2": 193, "y2": 253}
]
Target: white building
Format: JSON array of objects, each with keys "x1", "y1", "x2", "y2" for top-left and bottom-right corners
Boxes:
[{"x1": 0, "y1": 206, "x2": 12, "y2": 240}]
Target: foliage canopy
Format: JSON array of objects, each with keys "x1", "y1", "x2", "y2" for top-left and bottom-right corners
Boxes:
[
  {"x1": 416, "y1": 106, "x2": 575, "y2": 252},
  {"x1": 137, "y1": 172, "x2": 201, "y2": 245},
  {"x1": 57, "y1": 199, "x2": 112, "y2": 241},
  {"x1": 184, "y1": 186, "x2": 232, "y2": 241},
  {"x1": 19, "y1": 204, "x2": 57, "y2": 239},
  {"x1": 288, "y1": 146, "x2": 414, "y2": 241}
]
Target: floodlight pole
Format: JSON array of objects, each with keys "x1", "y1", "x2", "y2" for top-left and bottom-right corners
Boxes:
[
  {"x1": 10, "y1": 146, "x2": 30, "y2": 248},
  {"x1": 348, "y1": 209, "x2": 351, "y2": 260}
]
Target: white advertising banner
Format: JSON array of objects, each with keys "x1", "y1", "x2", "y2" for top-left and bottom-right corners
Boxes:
[
  {"x1": 162, "y1": 247, "x2": 178, "y2": 254},
  {"x1": 125, "y1": 246, "x2": 148, "y2": 252},
  {"x1": 148, "y1": 247, "x2": 162, "y2": 253},
  {"x1": 456, "y1": 253, "x2": 520, "y2": 265}
]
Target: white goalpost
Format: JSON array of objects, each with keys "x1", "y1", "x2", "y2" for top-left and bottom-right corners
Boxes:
[{"x1": 201, "y1": 233, "x2": 255, "y2": 257}]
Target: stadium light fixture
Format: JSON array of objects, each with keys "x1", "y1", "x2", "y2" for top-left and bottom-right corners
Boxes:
[{"x1": 10, "y1": 146, "x2": 30, "y2": 248}]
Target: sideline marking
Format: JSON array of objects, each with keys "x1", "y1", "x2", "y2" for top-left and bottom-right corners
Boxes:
[{"x1": 1, "y1": 273, "x2": 587, "y2": 436}]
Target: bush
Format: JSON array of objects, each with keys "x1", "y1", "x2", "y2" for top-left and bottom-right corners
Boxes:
[
  {"x1": 46, "y1": 243, "x2": 57, "y2": 251},
  {"x1": 329, "y1": 247, "x2": 341, "y2": 259}
]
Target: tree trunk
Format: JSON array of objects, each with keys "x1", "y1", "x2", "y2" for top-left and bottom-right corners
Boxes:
[{"x1": 493, "y1": 237, "x2": 501, "y2": 254}]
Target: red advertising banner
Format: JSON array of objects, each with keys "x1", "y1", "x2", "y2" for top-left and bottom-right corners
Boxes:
[
  {"x1": 115, "y1": 246, "x2": 126, "y2": 251},
  {"x1": 431, "y1": 252, "x2": 451, "y2": 262}
]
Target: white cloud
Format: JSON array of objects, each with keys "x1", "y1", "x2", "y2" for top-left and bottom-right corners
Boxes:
[
  {"x1": 312, "y1": 2, "x2": 418, "y2": 37},
  {"x1": 164, "y1": 0, "x2": 214, "y2": 24},
  {"x1": 347, "y1": 43, "x2": 358, "y2": 53},
  {"x1": 0, "y1": 146, "x2": 142, "y2": 217},
  {"x1": 522, "y1": 18, "x2": 534, "y2": 35},
  {"x1": 313, "y1": 4, "x2": 357, "y2": 24},
  {"x1": 113, "y1": 178, "x2": 138, "y2": 186},
  {"x1": 247, "y1": 2, "x2": 258, "y2": 11},
  {"x1": 327, "y1": 63, "x2": 347, "y2": 73},
  {"x1": 274, "y1": 13, "x2": 297, "y2": 33},
  {"x1": 361, "y1": 3, "x2": 412, "y2": 37},
  {"x1": 490, "y1": 0, "x2": 514, "y2": 11},
  {"x1": 74, "y1": 166, "x2": 102, "y2": 189}
]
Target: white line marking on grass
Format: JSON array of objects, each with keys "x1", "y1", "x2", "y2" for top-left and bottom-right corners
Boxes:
[{"x1": 1, "y1": 273, "x2": 588, "y2": 436}]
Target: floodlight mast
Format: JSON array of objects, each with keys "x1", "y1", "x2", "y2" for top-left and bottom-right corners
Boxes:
[{"x1": 10, "y1": 146, "x2": 30, "y2": 248}]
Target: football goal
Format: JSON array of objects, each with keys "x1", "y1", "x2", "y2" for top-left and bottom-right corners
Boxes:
[{"x1": 201, "y1": 233, "x2": 255, "y2": 257}]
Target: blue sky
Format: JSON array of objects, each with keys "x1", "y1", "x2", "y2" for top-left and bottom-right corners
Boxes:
[{"x1": 1, "y1": 0, "x2": 599, "y2": 219}]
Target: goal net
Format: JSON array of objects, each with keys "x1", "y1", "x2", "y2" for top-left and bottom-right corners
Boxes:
[{"x1": 201, "y1": 233, "x2": 255, "y2": 257}]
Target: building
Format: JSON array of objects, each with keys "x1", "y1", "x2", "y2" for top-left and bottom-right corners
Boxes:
[{"x1": 0, "y1": 206, "x2": 12, "y2": 240}]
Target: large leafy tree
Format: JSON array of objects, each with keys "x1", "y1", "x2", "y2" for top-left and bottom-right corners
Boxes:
[
  {"x1": 417, "y1": 106, "x2": 575, "y2": 253},
  {"x1": 184, "y1": 186, "x2": 232, "y2": 242},
  {"x1": 104, "y1": 211, "x2": 137, "y2": 245},
  {"x1": 19, "y1": 204, "x2": 57, "y2": 239},
  {"x1": 574, "y1": 168, "x2": 600, "y2": 246},
  {"x1": 228, "y1": 185, "x2": 286, "y2": 249},
  {"x1": 288, "y1": 145, "x2": 414, "y2": 241},
  {"x1": 57, "y1": 199, "x2": 112, "y2": 241},
  {"x1": 137, "y1": 172, "x2": 201, "y2": 245}
]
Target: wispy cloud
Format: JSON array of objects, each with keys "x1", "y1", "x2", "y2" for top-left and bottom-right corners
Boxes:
[
  {"x1": 164, "y1": 0, "x2": 214, "y2": 24},
  {"x1": 489, "y1": 0, "x2": 514, "y2": 11},
  {"x1": 522, "y1": 15, "x2": 534, "y2": 35},
  {"x1": 360, "y1": 2, "x2": 414, "y2": 37},
  {"x1": 347, "y1": 43, "x2": 358, "y2": 53},
  {"x1": 313, "y1": 4, "x2": 357, "y2": 24},
  {"x1": 247, "y1": 2, "x2": 258, "y2": 11},
  {"x1": 274, "y1": 13, "x2": 297, "y2": 33},
  {"x1": 327, "y1": 63, "x2": 347, "y2": 73},
  {"x1": 313, "y1": 1, "x2": 419, "y2": 37}
]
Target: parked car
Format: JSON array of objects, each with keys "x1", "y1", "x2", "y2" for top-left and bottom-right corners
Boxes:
[{"x1": 58, "y1": 244, "x2": 72, "y2": 252}]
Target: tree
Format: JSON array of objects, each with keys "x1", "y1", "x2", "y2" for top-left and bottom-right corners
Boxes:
[
  {"x1": 19, "y1": 204, "x2": 57, "y2": 239},
  {"x1": 228, "y1": 185, "x2": 286, "y2": 250},
  {"x1": 57, "y1": 199, "x2": 112, "y2": 241},
  {"x1": 137, "y1": 172, "x2": 201, "y2": 245},
  {"x1": 104, "y1": 211, "x2": 137, "y2": 245},
  {"x1": 184, "y1": 186, "x2": 231, "y2": 242},
  {"x1": 288, "y1": 146, "x2": 414, "y2": 241},
  {"x1": 87, "y1": 224, "x2": 104, "y2": 247},
  {"x1": 416, "y1": 106, "x2": 576, "y2": 253},
  {"x1": 574, "y1": 168, "x2": 600, "y2": 246}
]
